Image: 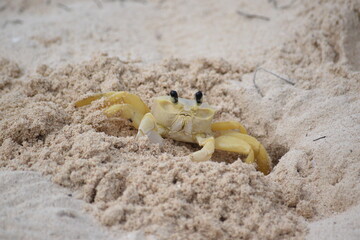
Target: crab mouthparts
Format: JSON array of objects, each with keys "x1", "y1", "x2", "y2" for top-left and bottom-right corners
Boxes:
[{"x1": 171, "y1": 115, "x2": 192, "y2": 134}]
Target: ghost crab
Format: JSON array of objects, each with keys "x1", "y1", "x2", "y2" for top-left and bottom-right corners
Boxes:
[{"x1": 75, "y1": 90, "x2": 272, "y2": 174}]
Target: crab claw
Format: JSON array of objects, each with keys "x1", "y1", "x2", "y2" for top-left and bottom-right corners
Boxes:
[
  {"x1": 136, "y1": 113, "x2": 163, "y2": 145},
  {"x1": 191, "y1": 136, "x2": 215, "y2": 162},
  {"x1": 75, "y1": 91, "x2": 150, "y2": 128}
]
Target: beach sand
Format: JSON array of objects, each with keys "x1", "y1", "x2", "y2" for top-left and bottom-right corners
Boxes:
[{"x1": 0, "y1": 0, "x2": 359, "y2": 239}]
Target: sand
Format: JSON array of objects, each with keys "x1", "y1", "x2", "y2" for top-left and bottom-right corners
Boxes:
[
  {"x1": 0, "y1": 171, "x2": 121, "y2": 240},
  {"x1": 0, "y1": 0, "x2": 359, "y2": 239}
]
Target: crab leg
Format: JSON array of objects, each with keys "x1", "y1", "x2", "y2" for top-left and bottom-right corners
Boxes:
[
  {"x1": 75, "y1": 91, "x2": 150, "y2": 129},
  {"x1": 191, "y1": 135, "x2": 215, "y2": 162},
  {"x1": 211, "y1": 121, "x2": 248, "y2": 134},
  {"x1": 221, "y1": 131, "x2": 271, "y2": 174},
  {"x1": 136, "y1": 113, "x2": 163, "y2": 145},
  {"x1": 215, "y1": 131, "x2": 271, "y2": 175},
  {"x1": 74, "y1": 92, "x2": 115, "y2": 107},
  {"x1": 214, "y1": 135, "x2": 255, "y2": 163},
  {"x1": 103, "y1": 104, "x2": 143, "y2": 128}
]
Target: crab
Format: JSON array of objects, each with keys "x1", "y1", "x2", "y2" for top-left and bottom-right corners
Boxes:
[{"x1": 75, "y1": 90, "x2": 272, "y2": 174}]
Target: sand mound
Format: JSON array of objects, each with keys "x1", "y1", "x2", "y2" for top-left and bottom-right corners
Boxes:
[
  {"x1": 0, "y1": 56, "x2": 306, "y2": 239},
  {"x1": 1, "y1": 0, "x2": 360, "y2": 239},
  {"x1": 0, "y1": 171, "x2": 121, "y2": 240}
]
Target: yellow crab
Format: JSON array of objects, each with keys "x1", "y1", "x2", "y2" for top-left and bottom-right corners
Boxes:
[{"x1": 75, "y1": 90, "x2": 271, "y2": 174}]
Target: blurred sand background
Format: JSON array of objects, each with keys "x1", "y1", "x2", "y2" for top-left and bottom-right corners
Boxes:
[{"x1": 1, "y1": 0, "x2": 360, "y2": 239}]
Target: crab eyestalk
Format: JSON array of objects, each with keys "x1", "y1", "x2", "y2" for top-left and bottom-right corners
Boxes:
[
  {"x1": 195, "y1": 91, "x2": 203, "y2": 104},
  {"x1": 170, "y1": 90, "x2": 178, "y2": 103}
]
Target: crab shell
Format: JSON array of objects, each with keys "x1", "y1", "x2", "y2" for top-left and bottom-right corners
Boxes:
[{"x1": 151, "y1": 96, "x2": 216, "y2": 143}]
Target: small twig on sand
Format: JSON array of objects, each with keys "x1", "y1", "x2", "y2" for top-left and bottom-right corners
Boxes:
[
  {"x1": 57, "y1": 3, "x2": 71, "y2": 12},
  {"x1": 2, "y1": 19, "x2": 23, "y2": 29},
  {"x1": 253, "y1": 67, "x2": 295, "y2": 97},
  {"x1": 237, "y1": 10, "x2": 270, "y2": 21},
  {"x1": 313, "y1": 136, "x2": 326, "y2": 142},
  {"x1": 119, "y1": 59, "x2": 142, "y2": 64}
]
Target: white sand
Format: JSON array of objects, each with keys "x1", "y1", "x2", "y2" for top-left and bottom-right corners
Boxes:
[
  {"x1": 0, "y1": 171, "x2": 156, "y2": 240},
  {"x1": 307, "y1": 204, "x2": 360, "y2": 240},
  {"x1": 1, "y1": 0, "x2": 360, "y2": 239}
]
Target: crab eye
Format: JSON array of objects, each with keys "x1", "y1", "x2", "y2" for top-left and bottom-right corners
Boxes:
[
  {"x1": 195, "y1": 91, "x2": 203, "y2": 104},
  {"x1": 169, "y1": 90, "x2": 178, "y2": 103}
]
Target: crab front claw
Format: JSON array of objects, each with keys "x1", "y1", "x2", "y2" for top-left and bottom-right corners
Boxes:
[
  {"x1": 191, "y1": 136, "x2": 215, "y2": 162},
  {"x1": 75, "y1": 91, "x2": 150, "y2": 128},
  {"x1": 136, "y1": 112, "x2": 164, "y2": 145}
]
